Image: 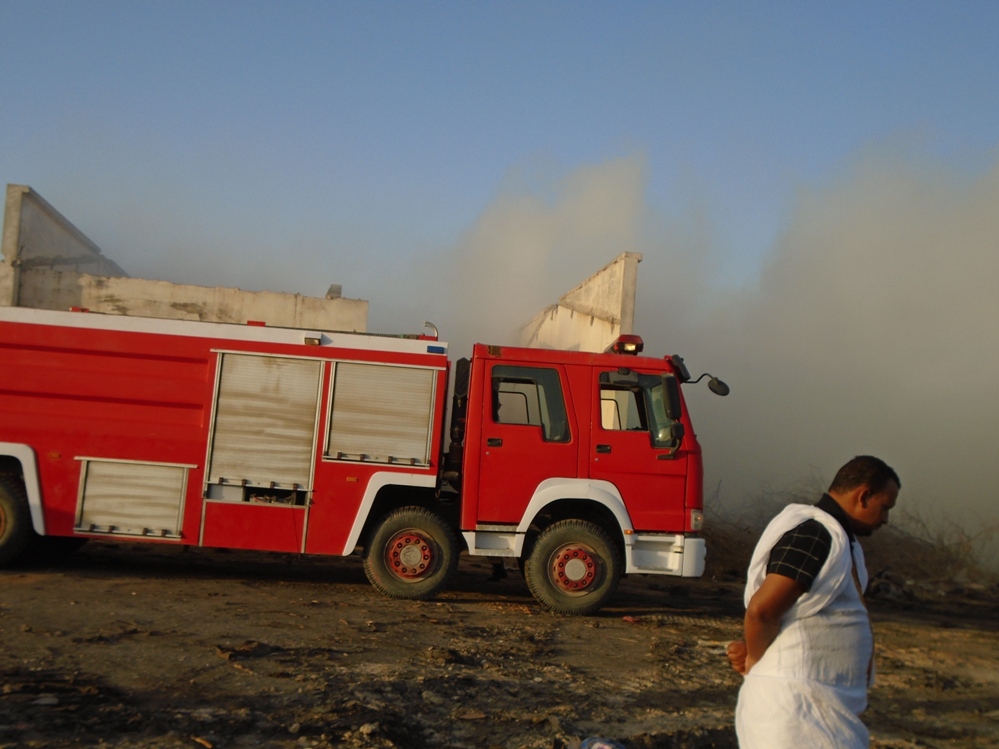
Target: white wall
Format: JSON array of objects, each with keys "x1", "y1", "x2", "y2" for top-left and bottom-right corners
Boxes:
[
  {"x1": 2, "y1": 184, "x2": 368, "y2": 331},
  {"x1": 520, "y1": 252, "x2": 641, "y2": 352},
  {"x1": 16, "y1": 270, "x2": 368, "y2": 331}
]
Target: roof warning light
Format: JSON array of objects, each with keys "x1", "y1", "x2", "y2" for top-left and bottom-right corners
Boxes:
[{"x1": 607, "y1": 335, "x2": 644, "y2": 355}]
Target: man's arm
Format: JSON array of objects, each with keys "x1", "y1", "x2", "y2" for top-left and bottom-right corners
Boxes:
[{"x1": 730, "y1": 573, "x2": 806, "y2": 675}]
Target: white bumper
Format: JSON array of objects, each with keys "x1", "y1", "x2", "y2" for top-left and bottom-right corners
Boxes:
[{"x1": 625, "y1": 533, "x2": 706, "y2": 577}]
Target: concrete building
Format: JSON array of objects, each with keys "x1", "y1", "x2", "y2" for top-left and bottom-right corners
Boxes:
[
  {"x1": 519, "y1": 252, "x2": 642, "y2": 352},
  {"x1": 3, "y1": 183, "x2": 641, "y2": 347},
  {"x1": 1, "y1": 184, "x2": 367, "y2": 331}
]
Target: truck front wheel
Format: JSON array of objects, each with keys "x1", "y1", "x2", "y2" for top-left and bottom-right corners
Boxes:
[
  {"x1": 0, "y1": 475, "x2": 33, "y2": 567},
  {"x1": 525, "y1": 519, "x2": 622, "y2": 615},
  {"x1": 363, "y1": 507, "x2": 459, "y2": 600}
]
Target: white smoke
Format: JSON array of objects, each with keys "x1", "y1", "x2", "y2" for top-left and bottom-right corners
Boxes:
[
  {"x1": 366, "y1": 156, "x2": 651, "y2": 355},
  {"x1": 392, "y1": 147, "x2": 999, "y2": 562},
  {"x1": 93, "y1": 143, "x2": 999, "y2": 563},
  {"x1": 677, "y1": 150, "x2": 999, "y2": 532}
]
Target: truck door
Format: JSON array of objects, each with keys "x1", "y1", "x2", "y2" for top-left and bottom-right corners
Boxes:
[
  {"x1": 474, "y1": 363, "x2": 576, "y2": 524},
  {"x1": 588, "y1": 369, "x2": 687, "y2": 531}
]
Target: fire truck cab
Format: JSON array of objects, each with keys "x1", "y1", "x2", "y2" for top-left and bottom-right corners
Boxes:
[{"x1": 443, "y1": 337, "x2": 714, "y2": 613}]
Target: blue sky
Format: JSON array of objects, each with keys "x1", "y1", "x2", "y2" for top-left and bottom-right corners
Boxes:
[
  {"x1": 4, "y1": 2, "x2": 996, "y2": 292},
  {"x1": 3, "y1": 2, "x2": 999, "y2": 544}
]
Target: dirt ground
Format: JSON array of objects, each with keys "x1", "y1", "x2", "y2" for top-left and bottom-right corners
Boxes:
[{"x1": 1, "y1": 540, "x2": 997, "y2": 749}]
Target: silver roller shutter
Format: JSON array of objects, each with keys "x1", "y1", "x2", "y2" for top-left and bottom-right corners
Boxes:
[
  {"x1": 327, "y1": 363, "x2": 435, "y2": 465},
  {"x1": 76, "y1": 460, "x2": 187, "y2": 536},
  {"x1": 208, "y1": 354, "x2": 322, "y2": 488}
]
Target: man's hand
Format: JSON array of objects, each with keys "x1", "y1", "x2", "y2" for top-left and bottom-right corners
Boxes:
[{"x1": 726, "y1": 639, "x2": 748, "y2": 675}]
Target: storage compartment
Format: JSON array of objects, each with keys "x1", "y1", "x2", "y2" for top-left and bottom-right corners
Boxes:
[
  {"x1": 207, "y1": 353, "x2": 323, "y2": 489},
  {"x1": 325, "y1": 362, "x2": 436, "y2": 465},
  {"x1": 75, "y1": 459, "x2": 189, "y2": 537}
]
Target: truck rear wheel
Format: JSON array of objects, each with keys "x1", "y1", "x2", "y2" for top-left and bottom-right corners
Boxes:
[
  {"x1": 0, "y1": 475, "x2": 33, "y2": 567},
  {"x1": 363, "y1": 507, "x2": 458, "y2": 600},
  {"x1": 524, "y1": 519, "x2": 622, "y2": 615}
]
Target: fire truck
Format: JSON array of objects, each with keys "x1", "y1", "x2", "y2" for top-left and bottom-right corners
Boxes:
[{"x1": 0, "y1": 305, "x2": 727, "y2": 614}]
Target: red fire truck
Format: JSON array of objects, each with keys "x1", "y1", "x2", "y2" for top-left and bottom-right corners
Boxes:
[{"x1": 0, "y1": 306, "x2": 727, "y2": 614}]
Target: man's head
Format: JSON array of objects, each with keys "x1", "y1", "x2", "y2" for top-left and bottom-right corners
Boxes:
[{"x1": 828, "y1": 455, "x2": 901, "y2": 536}]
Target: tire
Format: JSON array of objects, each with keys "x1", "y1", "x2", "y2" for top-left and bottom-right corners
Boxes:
[
  {"x1": 0, "y1": 475, "x2": 33, "y2": 567},
  {"x1": 524, "y1": 519, "x2": 622, "y2": 616},
  {"x1": 363, "y1": 507, "x2": 459, "y2": 600}
]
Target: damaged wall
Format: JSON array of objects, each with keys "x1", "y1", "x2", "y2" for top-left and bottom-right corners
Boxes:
[
  {"x1": 2, "y1": 184, "x2": 368, "y2": 331},
  {"x1": 2, "y1": 184, "x2": 126, "y2": 306},
  {"x1": 16, "y1": 270, "x2": 369, "y2": 330},
  {"x1": 519, "y1": 252, "x2": 641, "y2": 352}
]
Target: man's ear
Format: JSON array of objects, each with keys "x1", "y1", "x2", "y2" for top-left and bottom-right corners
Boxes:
[{"x1": 858, "y1": 486, "x2": 871, "y2": 508}]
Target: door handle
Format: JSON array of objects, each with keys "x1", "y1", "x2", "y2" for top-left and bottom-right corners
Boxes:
[
  {"x1": 595, "y1": 444, "x2": 611, "y2": 454},
  {"x1": 487, "y1": 438, "x2": 503, "y2": 447}
]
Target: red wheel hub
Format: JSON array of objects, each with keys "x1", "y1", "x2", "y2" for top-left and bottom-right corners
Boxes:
[
  {"x1": 385, "y1": 530, "x2": 436, "y2": 580},
  {"x1": 550, "y1": 545, "x2": 599, "y2": 593}
]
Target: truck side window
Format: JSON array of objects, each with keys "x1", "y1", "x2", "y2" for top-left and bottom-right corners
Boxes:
[
  {"x1": 600, "y1": 388, "x2": 646, "y2": 431},
  {"x1": 491, "y1": 365, "x2": 570, "y2": 443},
  {"x1": 599, "y1": 372, "x2": 679, "y2": 449}
]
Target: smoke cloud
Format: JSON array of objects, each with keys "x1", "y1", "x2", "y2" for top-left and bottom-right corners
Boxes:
[
  {"x1": 379, "y1": 147, "x2": 999, "y2": 558},
  {"x1": 365, "y1": 157, "x2": 650, "y2": 353},
  {"x1": 109, "y1": 143, "x2": 996, "y2": 561},
  {"x1": 678, "y1": 151, "x2": 999, "y2": 539}
]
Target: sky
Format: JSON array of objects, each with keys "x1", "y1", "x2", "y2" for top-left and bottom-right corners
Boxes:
[{"x1": 3, "y1": 2, "x2": 999, "y2": 558}]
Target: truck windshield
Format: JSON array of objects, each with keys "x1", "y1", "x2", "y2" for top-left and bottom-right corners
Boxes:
[{"x1": 599, "y1": 372, "x2": 680, "y2": 449}]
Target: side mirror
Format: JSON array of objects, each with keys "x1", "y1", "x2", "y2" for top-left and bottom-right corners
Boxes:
[
  {"x1": 671, "y1": 355, "x2": 729, "y2": 396},
  {"x1": 656, "y1": 422, "x2": 685, "y2": 447},
  {"x1": 708, "y1": 378, "x2": 730, "y2": 397},
  {"x1": 669, "y1": 354, "x2": 692, "y2": 383},
  {"x1": 664, "y1": 374, "x2": 682, "y2": 420},
  {"x1": 671, "y1": 422, "x2": 685, "y2": 443}
]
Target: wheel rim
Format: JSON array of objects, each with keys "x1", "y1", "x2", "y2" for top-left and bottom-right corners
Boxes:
[
  {"x1": 549, "y1": 543, "x2": 602, "y2": 595},
  {"x1": 384, "y1": 528, "x2": 438, "y2": 582}
]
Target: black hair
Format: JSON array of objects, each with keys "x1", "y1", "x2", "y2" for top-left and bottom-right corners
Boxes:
[{"x1": 829, "y1": 455, "x2": 900, "y2": 496}]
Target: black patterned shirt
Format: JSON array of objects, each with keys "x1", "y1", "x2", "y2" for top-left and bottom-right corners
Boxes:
[{"x1": 766, "y1": 494, "x2": 855, "y2": 591}]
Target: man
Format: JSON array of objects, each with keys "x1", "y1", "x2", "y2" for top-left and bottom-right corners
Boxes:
[{"x1": 726, "y1": 455, "x2": 900, "y2": 748}]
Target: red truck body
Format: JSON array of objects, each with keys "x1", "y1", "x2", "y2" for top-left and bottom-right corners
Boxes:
[{"x1": 0, "y1": 306, "x2": 717, "y2": 614}]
